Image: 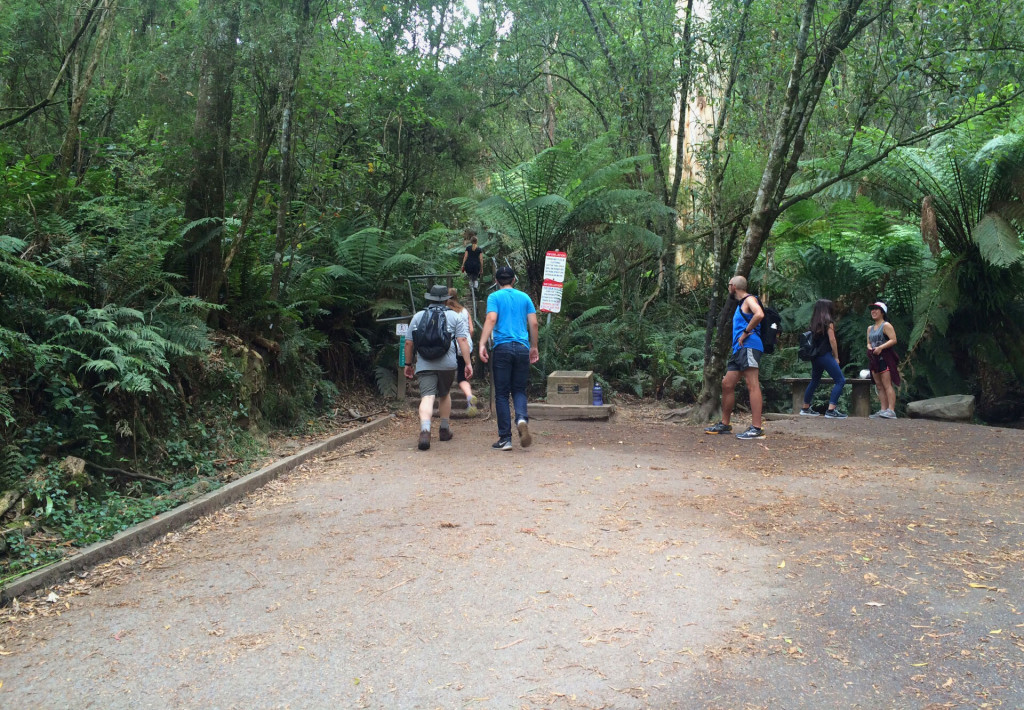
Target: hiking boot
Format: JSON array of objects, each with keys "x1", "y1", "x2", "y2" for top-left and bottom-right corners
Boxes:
[
  {"x1": 492, "y1": 437, "x2": 513, "y2": 451},
  {"x1": 517, "y1": 419, "x2": 532, "y2": 448},
  {"x1": 439, "y1": 427, "x2": 453, "y2": 442},
  {"x1": 879, "y1": 409, "x2": 897, "y2": 419},
  {"x1": 418, "y1": 430, "x2": 431, "y2": 451},
  {"x1": 736, "y1": 426, "x2": 766, "y2": 440},
  {"x1": 799, "y1": 407, "x2": 820, "y2": 416},
  {"x1": 465, "y1": 395, "x2": 479, "y2": 418},
  {"x1": 704, "y1": 421, "x2": 732, "y2": 435},
  {"x1": 824, "y1": 408, "x2": 848, "y2": 419}
]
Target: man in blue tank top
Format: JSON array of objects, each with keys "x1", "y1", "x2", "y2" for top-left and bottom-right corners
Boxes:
[
  {"x1": 705, "y1": 275, "x2": 766, "y2": 440},
  {"x1": 479, "y1": 266, "x2": 539, "y2": 450}
]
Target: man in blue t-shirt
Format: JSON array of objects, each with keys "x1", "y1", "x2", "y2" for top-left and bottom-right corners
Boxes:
[
  {"x1": 479, "y1": 266, "x2": 539, "y2": 451},
  {"x1": 704, "y1": 275, "x2": 766, "y2": 440}
]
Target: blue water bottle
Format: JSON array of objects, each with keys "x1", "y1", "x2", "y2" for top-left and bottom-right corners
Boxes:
[{"x1": 592, "y1": 382, "x2": 603, "y2": 406}]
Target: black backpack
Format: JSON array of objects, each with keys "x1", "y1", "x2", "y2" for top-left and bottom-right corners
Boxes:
[
  {"x1": 741, "y1": 295, "x2": 782, "y2": 354},
  {"x1": 798, "y1": 331, "x2": 815, "y2": 361},
  {"x1": 412, "y1": 305, "x2": 454, "y2": 360}
]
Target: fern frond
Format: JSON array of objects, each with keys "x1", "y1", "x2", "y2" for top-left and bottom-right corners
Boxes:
[
  {"x1": 909, "y1": 266, "x2": 960, "y2": 348},
  {"x1": 973, "y1": 212, "x2": 1024, "y2": 267}
]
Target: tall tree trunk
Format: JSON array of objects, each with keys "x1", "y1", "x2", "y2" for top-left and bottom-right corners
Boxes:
[
  {"x1": 695, "y1": 0, "x2": 883, "y2": 422},
  {"x1": 541, "y1": 31, "x2": 558, "y2": 147},
  {"x1": 691, "y1": 0, "x2": 753, "y2": 420},
  {"x1": 579, "y1": 0, "x2": 638, "y2": 156},
  {"x1": 182, "y1": 0, "x2": 241, "y2": 306},
  {"x1": 58, "y1": 0, "x2": 120, "y2": 180},
  {"x1": 269, "y1": 0, "x2": 310, "y2": 302},
  {"x1": 668, "y1": 0, "x2": 695, "y2": 211}
]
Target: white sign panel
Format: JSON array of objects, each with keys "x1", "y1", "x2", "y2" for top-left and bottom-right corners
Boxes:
[
  {"x1": 396, "y1": 323, "x2": 409, "y2": 336},
  {"x1": 539, "y1": 281, "x2": 563, "y2": 313},
  {"x1": 543, "y1": 251, "x2": 567, "y2": 283}
]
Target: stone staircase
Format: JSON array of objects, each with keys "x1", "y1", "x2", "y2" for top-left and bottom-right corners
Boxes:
[{"x1": 405, "y1": 381, "x2": 488, "y2": 418}]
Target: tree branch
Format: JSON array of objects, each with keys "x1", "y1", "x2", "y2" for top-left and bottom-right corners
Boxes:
[{"x1": 0, "y1": 0, "x2": 103, "y2": 131}]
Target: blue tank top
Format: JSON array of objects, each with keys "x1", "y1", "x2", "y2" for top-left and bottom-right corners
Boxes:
[{"x1": 732, "y1": 296, "x2": 764, "y2": 353}]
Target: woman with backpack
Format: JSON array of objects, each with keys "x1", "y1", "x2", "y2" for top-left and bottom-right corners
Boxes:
[
  {"x1": 800, "y1": 299, "x2": 847, "y2": 418},
  {"x1": 447, "y1": 288, "x2": 479, "y2": 417},
  {"x1": 866, "y1": 301, "x2": 899, "y2": 418}
]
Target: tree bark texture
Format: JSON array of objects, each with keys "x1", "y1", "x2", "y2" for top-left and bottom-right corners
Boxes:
[{"x1": 182, "y1": 0, "x2": 241, "y2": 306}]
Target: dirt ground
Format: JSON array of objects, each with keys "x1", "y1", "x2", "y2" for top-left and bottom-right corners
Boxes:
[{"x1": 1, "y1": 406, "x2": 1022, "y2": 709}]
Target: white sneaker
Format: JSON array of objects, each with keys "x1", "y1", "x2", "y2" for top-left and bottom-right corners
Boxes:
[
  {"x1": 517, "y1": 419, "x2": 532, "y2": 448},
  {"x1": 879, "y1": 409, "x2": 897, "y2": 419}
]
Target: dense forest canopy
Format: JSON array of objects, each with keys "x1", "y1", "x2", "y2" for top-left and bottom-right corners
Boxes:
[{"x1": 1, "y1": 0, "x2": 1023, "y2": 572}]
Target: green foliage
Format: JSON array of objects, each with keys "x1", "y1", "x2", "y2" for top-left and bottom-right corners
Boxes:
[
  {"x1": 854, "y1": 109, "x2": 1024, "y2": 415},
  {"x1": 3, "y1": 0, "x2": 1024, "y2": 574},
  {"x1": 48, "y1": 305, "x2": 185, "y2": 395},
  {"x1": 476, "y1": 137, "x2": 673, "y2": 297}
]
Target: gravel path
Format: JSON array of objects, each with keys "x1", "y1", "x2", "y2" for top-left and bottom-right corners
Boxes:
[{"x1": 2, "y1": 410, "x2": 1022, "y2": 709}]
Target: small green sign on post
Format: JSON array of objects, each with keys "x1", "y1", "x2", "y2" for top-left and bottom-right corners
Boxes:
[
  {"x1": 396, "y1": 323, "x2": 410, "y2": 400},
  {"x1": 397, "y1": 323, "x2": 409, "y2": 366}
]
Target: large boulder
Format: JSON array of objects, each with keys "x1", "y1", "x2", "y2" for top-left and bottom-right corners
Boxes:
[{"x1": 907, "y1": 395, "x2": 975, "y2": 421}]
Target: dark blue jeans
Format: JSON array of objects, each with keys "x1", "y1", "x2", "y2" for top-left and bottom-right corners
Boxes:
[
  {"x1": 493, "y1": 342, "x2": 530, "y2": 438},
  {"x1": 804, "y1": 353, "x2": 845, "y2": 407}
]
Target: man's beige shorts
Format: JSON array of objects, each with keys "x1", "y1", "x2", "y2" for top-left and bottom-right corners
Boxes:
[{"x1": 417, "y1": 369, "x2": 455, "y2": 397}]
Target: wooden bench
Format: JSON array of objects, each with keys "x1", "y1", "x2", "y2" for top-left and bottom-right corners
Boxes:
[{"x1": 781, "y1": 377, "x2": 873, "y2": 417}]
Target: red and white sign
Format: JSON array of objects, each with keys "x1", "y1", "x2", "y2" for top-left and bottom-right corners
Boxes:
[
  {"x1": 543, "y1": 251, "x2": 567, "y2": 283},
  {"x1": 539, "y1": 279, "x2": 563, "y2": 313}
]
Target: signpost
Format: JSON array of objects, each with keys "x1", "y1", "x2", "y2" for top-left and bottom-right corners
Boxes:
[
  {"x1": 539, "y1": 279, "x2": 563, "y2": 313},
  {"x1": 396, "y1": 323, "x2": 409, "y2": 366},
  {"x1": 543, "y1": 251, "x2": 567, "y2": 282},
  {"x1": 396, "y1": 323, "x2": 410, "y2": 399},
  {"x1": 540, "y1": 251, "x2": 567, "y2": 314}
]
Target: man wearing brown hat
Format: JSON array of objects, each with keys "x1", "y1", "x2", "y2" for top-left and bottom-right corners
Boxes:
[
  {"x1": 479, "y1": 266, "x2": 539, "y2": 450},
  {"x1": 404, "y1": 284, "x2": 473, "y2": 450}
]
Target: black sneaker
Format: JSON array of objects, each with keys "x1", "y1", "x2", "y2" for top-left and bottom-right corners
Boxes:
[
  {"x1": 824, "y1": 408, "x2": 848, "y2": 419},
  {"x1": 492, "y1": 437, "x2": 513, "y2": 451},
  {"x1": 799, "y1": 407, "x2": 820, "y2": 416},
  {"x1": 736, "y1": 426, "x2": 766, "y2": 440},
  {"x1": 517, "y1": 420, "x2": 532, "y2": 448},
  {"x1": 439, "y1": 427, "x2": 453, "y2": 441},
  {"x1": 704, "y1": 421, "x2": 732, "y2": 434},
  {"x1": 418, "y1": 430, "x2": 430, "y2": 450}
]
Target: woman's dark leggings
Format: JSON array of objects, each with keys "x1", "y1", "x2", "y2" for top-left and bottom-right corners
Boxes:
[{"x1": 804, "y1": 353, "x2": 845, "y2": 407}]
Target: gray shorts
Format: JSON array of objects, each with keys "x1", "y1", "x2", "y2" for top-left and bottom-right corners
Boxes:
[
  {"x1": 727, "y1": 347, "x2": 762, "y2": 372},
  {"x1": 417, "y1": 369, "x2": 455, "y2": 397}
]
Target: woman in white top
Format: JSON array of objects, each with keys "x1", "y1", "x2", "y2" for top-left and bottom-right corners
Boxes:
[{"x1": 447, "y1": 288, "x2": 479, "y2": 417}]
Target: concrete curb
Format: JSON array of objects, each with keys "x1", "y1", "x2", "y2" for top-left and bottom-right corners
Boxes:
[{"x1": 1, "y1": 415, "x2": 395, "y2": 605}]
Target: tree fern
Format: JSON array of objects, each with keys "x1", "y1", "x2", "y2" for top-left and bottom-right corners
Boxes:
[
  {"x1": 909, "y1": 266, "x2": 959, "y2": 350},
  {"x1": 475, "y1": 136, "x2": 672, "y2": 297}
]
